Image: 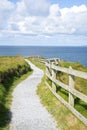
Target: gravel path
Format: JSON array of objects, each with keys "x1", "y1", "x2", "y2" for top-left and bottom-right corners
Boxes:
[{"x1": 10, "y1": 60, "x2": 58, "y2": 130}]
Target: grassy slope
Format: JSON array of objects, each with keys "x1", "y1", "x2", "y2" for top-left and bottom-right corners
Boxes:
[
  {"x1": 29, "y1": 57, "x2": 87, "y2": 130},
  {"x1": 56, "y1": 60, "x2": 87, "y2": 118},
  {"x1": 0, "y1": 56, "x2": 32, "y2": 130}
]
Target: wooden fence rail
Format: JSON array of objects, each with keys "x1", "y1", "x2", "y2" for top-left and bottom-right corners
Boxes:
[{"x1": 45, "y1": 58, "x2": 87, "y2": 126}]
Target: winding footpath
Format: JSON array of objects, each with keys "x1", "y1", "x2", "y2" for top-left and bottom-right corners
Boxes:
[{"x1": 10, "y1": 60, "x2": 58, "y2": 130}]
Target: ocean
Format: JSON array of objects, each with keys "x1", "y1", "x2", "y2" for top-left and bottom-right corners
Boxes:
[{"x1": 0, "y1": 46, "x2": 87, "y2": 67}]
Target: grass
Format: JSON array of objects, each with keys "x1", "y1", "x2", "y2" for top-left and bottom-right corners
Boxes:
[
  {"x1": 56, "y1": 60, "x2": 87, "y2": 118},
  {"x1": 29, "y1": 57, "x2": 87, "y2": 130},
  {"x1": 28, "y1": 57, "x2": 46, "y2": 71},
  {"x1": 0, "y1": 56, "x2": 33, "y2": 130},
  {"x1": 0, "y1": 56, "x2": 27, "y2": 72},
  {"x1": 0, "y1": 56, "x2": 32, "y2": 83},
  {"x1": 37, "y1": 76, "x2": 87, "y2": 130},
  {"x1": 59, "y1": 60, "x2": 87, "y2": 95}
]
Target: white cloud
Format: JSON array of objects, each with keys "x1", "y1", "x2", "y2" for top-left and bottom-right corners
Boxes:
[
  {"x1": 49, "y1": 4, "x2": 61, "y2": 16},
  {"x1": 60, "y1": 5, "x2": 87, "y2": 34},
  {"x1": 0, "y1": 0, "x2": 14, "y2": 29},
  {"x1": 15, "y1": 0, "x2": 49, "y2": 17},
  {"x1": 70, "y1": 4, "x2": 87, "y2": 13},
  {"x1": 0, "y1": 0, "x2": 14, "y2": 10},
  {"x1": 0, "y1": 0, "x2": 87, "y2": 40}
]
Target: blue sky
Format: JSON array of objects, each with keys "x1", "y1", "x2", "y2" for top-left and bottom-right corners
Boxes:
[
  {"x1": 0, "y1": 0, "x2": 87, "y2": 46},
  {"x1": 9, "y1": 0, "x2": 18, "y2": 3},
  {"x1": 51, "y1": 0, "x2": 87, "y2": 7},
  {"x1": 10, "y1": 0, "x2": 87, "y2": 7}
]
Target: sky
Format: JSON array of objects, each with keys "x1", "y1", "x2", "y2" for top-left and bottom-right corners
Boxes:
[{"x1": 0, "y1": 0, "x2": 87, "y2": 46}]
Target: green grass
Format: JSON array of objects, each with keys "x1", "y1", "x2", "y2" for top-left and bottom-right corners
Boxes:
[
  {"x1": 56, "y1": 60, "x2": 87, "y2": 118},
  {"x1": 59, "y1": 60, "x2": 87, "y2": 95},
  {"x1": 0, "y1": 56, "x2": 33, "y2": 130},
  {"x1": 0, "y1": 56, "x2": 31, "y2": 83},
  {"x1": 28, "y1": 57, "x2": 46, "y2": 71},
  {"x1": 60, "y1": 60, "x2": 87, "y2": 72},
  {"x1": 29, "y1": 57, "x2": 87, "y2": 130},
  {"x1": 0, "y1": 71, "x2": 32, "y2": 130},
  {"x1": 37, "y1": 76, "x2": 87, "y2": 130},
  {"x1": 0, "y1": 56, "x2": 27, "y2": 72}
]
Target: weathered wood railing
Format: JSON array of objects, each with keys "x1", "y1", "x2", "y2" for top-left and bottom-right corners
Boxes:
[{"x1": 45, "y1": 58, "x2": 87, "y2": 126}]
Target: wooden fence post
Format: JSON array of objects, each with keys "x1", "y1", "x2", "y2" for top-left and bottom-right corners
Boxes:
[
  {"x1": 54, "y1": 58, "x2": 60, "y2": 66},
  {"x1": 52, "y1": 62, "x2": 56, "y2": 92},
  {"x1": 69, "y1": 66, "x2": 75, "y2": 107},
  {"x1": 46, "y1": 61, "x2": 51, "y2": 76},
  {"x1": 54, "y1": 58, "x2": 60, "y2": 80}
]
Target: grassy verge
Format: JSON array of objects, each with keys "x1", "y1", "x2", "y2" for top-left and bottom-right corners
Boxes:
[
  {"x1": 28, "y1": 57, "x2": 46, "y2": 71},
  {"x1": 0, "y1": 56, "x2": 33, "y2": 130},
  {"x1": 37, "y1": 76, "x2": 87, "y2": 130},
  {"x1": 29, "y1": 57, "x2": 87, "y2": 130},
  {"x1": 56, "y1": 60, "x2": 87, "y2": 118}
]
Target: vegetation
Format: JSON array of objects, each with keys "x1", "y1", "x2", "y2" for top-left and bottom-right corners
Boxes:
[
  {"x1": 0, "y1": 56, "x2": 32, "y2": 130},
  {"x1": 58, "y1": 60, "x2": 87, "y2": 95},
  {"x1": 60, "y1": 60, "x2": 87, "y2": 72},
  {"x1": 29, "y1": 57, "x2": 87, "y2": 130},
  {"x1": 29, "y1": 56, "x2": 45, "y2": 71},
  {"x1": 56, "y1": 60, "x2": 87, "y2": 118},
  {"x1": 37, "y1": 76, "x2": 87, "y2": 130}
]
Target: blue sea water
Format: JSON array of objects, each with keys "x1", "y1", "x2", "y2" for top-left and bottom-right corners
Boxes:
[{"x1": 0, "y1": 46, "x2": 87, "y2": 67}]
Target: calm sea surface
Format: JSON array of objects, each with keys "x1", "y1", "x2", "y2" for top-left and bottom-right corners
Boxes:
[{"x1": 0, "y1": 46, "x2": 87, "y2": 67}]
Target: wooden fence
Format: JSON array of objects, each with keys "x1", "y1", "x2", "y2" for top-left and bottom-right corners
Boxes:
[{"x1": 45, "y1": 58, "x2": 87, "y2": 126}]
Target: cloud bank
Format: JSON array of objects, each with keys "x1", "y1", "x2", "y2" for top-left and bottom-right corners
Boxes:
[{"x1": 0, "y1": 0, "x2": 87, "y2": 39}]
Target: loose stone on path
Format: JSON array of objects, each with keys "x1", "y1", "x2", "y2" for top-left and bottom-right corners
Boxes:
[{"x1": 10, "y1": 60, "x2": 58, "y2": 130}]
